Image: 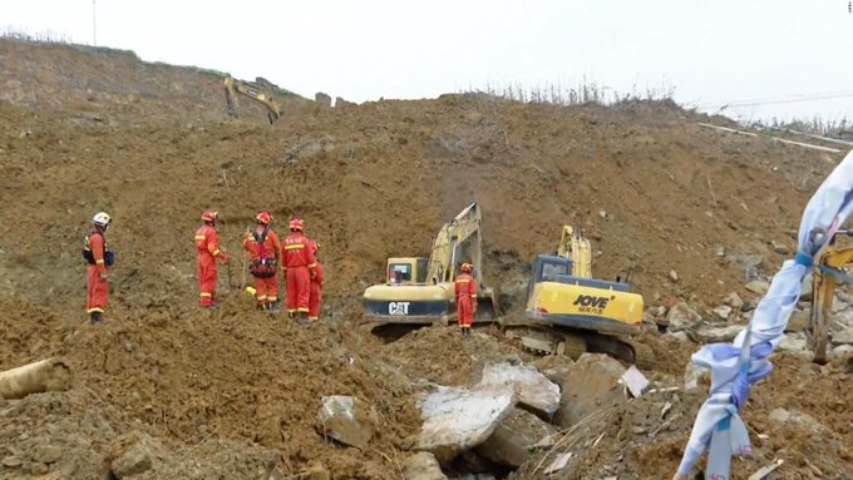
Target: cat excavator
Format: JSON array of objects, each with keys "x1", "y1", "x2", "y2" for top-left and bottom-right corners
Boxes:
[
  {"x1": 362, "y1": 203, "x2": 498, "y2": 333},
  {"x1": 502, "y1": 226, "x2": 654, "y2": 367},
  {"x1": 809, "y1": 230, "x2": 853, "y2": 364},
  {"x1": 223, "y1": 76, "x2": 282, "y2": 124}
]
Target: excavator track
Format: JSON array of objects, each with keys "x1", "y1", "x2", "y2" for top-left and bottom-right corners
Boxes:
[{"x1": 503, "y1": 324, "x2": 655, "y2": 369}]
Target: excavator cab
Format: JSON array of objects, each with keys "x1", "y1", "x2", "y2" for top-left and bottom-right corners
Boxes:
[{"x1": 386, "y1": 257, "x2": 429, "y2": 285}]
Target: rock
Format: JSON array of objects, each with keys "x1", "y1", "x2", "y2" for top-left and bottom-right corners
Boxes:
[
  {"x1": 714, "y1": 245, "x2": 726, "y2": 257},
  {"x1": 723, "y1": 292, "x2": 744, "y2": 309},
  {"x1": 314, "y1": 92, "x2": 332, "y2": 107},
  {"x1": 305, "y1": 464, "x2": 332, "y2": 480},
  {"x1": 110, "y1": 432, "x2": 163, "y2": 478},
  {"x1": 669, "y1": 270, "x2": 679, "y2": 282},
  {"x1": 475, "y1": 362, "x2": 560, "y2": 417},
  {"x1": 403, "y1": 452, "x2": 447, "y2": 480},
  {"x1": 317, "y1": 396, "x2": 377, "y2": 449},
  {"x1": 476, "y1": 408, "x2": 556, "y2": 467},
  {"x1": 664, "y1": 331, "x2": 690, "y2": 342},
  {"x1": 334, "y1": 97, "x2": 356, "y2": 109},
  {"x1": 693, "y1": 325, "x2": 743, "y2": 344},
  {"x1": 831, "y1": 344, "x2": 853, "y2": 357},
  {"x1": 33, "y1": 444, "x2": 62, "y2": 464},
  {"x1": 785, "y1": 309, "x2": 809, "y2": 333},
  {"x1": 768, "y1": 408, "x2": 828, "y2": 434},
  {"x1": 621, "y1": 366, "x2": 649, "y2": 398},
  {"x1": 553, "y1": 354, "x2": 625, "y2": 428},
  {"x1": 831, "y1": 295, "x2": 849, "y2": 314},
  {"x1": 799, "y1": 275, "x2": 813, "y2": 301},
  {"x1": 778, "y1": 332, "x2": 808, "y2": 353},
  {"x1": 684, "y1": 362, "x2": 710, "y2": 391},
  {"x1": 771, "y1": 241, "x2": 789, "y2": 255},
  {"x1": 417, "y1": 386, "x2": 516, "y2": 462},
  {"x1": 831, "y1": 327, "x2": 853, "y2": 345},
  {"x1": 666, "y1": 302, "x2": 703, "y2": 332},
  {"x1": 712, "y1": 305, "x2": 732, "y2": 320},
  {"x1": 726, "y1": 254, "x2": 764, "y2": 277},
  {"x1": 745, "y1": 279, "x2": 770, "y2": 295}
]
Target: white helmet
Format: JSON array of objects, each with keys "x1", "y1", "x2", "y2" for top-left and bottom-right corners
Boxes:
[{"x1": 92, "y1": 212, "x2": 112, "y2": 229}]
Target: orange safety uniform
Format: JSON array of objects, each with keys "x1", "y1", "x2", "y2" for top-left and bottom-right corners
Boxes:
[
  {"x1": 308, "y1": 242, "x2": 324, "y2": 321},
  {"x1": 84, "y1": 230, "x2": 109, "y2": 314},
  {"x1": 195, "y1": 224, "x2": 223, "y2": 307},
  {"x1": 282, "y1": 231, "x2": 317, "y2": 314},
  {"x1": 243, "y1": 227, "x2": 281, "y2": 307},
  {"x1": 454, "y1": 272, "x2": 477, "y2": 329}
]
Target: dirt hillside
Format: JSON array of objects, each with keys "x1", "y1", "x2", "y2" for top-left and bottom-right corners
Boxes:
[{"x1": 0, "y1": 38, "x2": 850, "y2": 480}]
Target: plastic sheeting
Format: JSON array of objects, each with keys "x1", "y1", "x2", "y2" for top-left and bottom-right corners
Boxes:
[{"x1": 675, "y1": 150, "x2": 853, "y2": 479}]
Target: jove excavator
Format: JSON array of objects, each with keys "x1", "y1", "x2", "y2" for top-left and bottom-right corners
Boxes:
[
  {"x1": 502, "y1": 226, "x2": 653, "y2": 367},
  {"x1": 223, "y1": 76, "x2": 282, "y2": 124},
  {"x1": 809, "y1": 229, "x2": 853, "y2": 364},
  {"x1": 362, "y1": 203, "x2": 498, "y2": 333}
]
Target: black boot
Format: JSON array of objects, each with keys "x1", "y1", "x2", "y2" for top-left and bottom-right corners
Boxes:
[{"x1": 90, "y1": 312, "x2": 104, "y2": 325}]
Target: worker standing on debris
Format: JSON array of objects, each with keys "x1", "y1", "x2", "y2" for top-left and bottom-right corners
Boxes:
[
  {"x1": 83, "y1": 212, "x2": 113, "y2": 324},
  {"x1": 243, "y1": 211, "x2": 281, "y2": 311},
  {"x1": 454, "y1": 262, "x2": 477, "y2": 337},
  {"x1": 282, "y1": 218, "x2": 317, "y2": 323},
  {"x1": 308, "y1": 240, "x2": 324, "y2": 322},
  {"x1": 195, "y1": 209, "x2": 229, "y2": 308}
]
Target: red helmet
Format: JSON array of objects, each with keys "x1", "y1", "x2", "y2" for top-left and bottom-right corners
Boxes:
[
  {"x1": 256, "y1": 211, "x2": 272, "y2": 225},
  {"x1": 289, "y1": 217, "x2": 304, "y2": 231},
  {"x1": 201, "y1": 209, "x2": 219, "y2": 223},
  {"x1": 460, "y1": 262, "x2": 473, "y2": 273}
]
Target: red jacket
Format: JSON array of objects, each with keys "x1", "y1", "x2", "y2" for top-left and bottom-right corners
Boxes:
[
  {"x1": 86, "y1": 230, "x2": 108, "y2": 274},
  {"x1": 195, "y1": 225, "x2": 222, "y2": 263},
  {"x1": 454, "y1": 273, "x2": 477, "y2": 305},
  {"x1": 282, "y1": 232, "x2": 317, "y2": 269},
  {"x1": 242, "y1": 228, "x2": 281, "y2": 262}
]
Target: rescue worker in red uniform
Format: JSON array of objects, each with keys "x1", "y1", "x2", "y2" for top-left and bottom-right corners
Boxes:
[
  {"x1": 83, "y1": 212, "x2": 113, "y2": 324},
  {"x1": 195, "y1": 209, "x2": 229, "y2": 308},
  {"x1": 454, "y1": 262, "x2": 478, "y2": 337},
  {"x1": 308, "y1": 240, "x2": 324, "y2": 322},
  {"x1": 282, "y1": 218, "x2": 317, "y2": 323},
  {"x1": 242, "y1": 211, "x2": 282, "y2": 311}
]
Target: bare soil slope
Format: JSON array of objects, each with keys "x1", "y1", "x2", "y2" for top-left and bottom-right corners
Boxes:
[{"x1": 0, "y1": 39, "x2": 850, "y2": 479}]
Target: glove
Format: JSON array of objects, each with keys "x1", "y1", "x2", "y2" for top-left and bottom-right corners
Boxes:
[
  {"x1": 98, "y1": 271, "x2": 109, "y2": 281},
  {"x1": 310, "y1": 270, "x2": 318, "y2": 280}
]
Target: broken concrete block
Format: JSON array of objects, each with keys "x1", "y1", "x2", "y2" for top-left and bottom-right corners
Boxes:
[
  {"x1": 476, "y1": 408, "x2": 556, "y2": 467},
  {"x1": 417, "y1": 386, "x2": 516, "y2": 462},
  {"x1": 110, "y1": 432, "x2": 163, "y2": 479},
  {"x1": 785, "y1": 309, "x2": 809, "y2": 333},
  {"x1": 712, "y1": 305, "x2": 732, "y2": 321},
  {"x1": 745, "y1": 279, "x2": 770, "y2": 295},
  {"x1": 723, "y1": 292, "x2": 744, "y2": 309},
  {"x1": 475, "y1": 362, "x2": 560, "y2": 417},
  {"x1": 403, "y1": 452, "x2": 447, "y2": 480},
  {"x1": 666, "y1": 302, "x2": 703, "y2": 332},
  {"x1": 553, "y1": 354, "x2": 625, "y2": 428},
  {"x1": 831, "y1": 326, "x2": 853, "y2": 345},
  {"x1": 778, "y1": 332, "x2": 808, "y2": 353},
  {"x1": 317, "y1": 396, "x2": 377, "y2": 449},
  {"x1": 621, "y1": 365, "x2": 649, "y2": 398},
  {"x1": 693, "y1": 325, "x2": 743, "y2": 344}
]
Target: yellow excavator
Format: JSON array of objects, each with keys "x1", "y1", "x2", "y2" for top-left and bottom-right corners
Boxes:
[
  {"x1": 223, "y1": 76, "x2": 282, "y2": 124},
  {"x1": 502, "y1": 226, "x2": 652, "y2": 366},
  {"x1": 809, "y1": 230, "x2": 853, "y2": 364},
  {"x1": 362, "y1": 203, "x2": 498, "y2": 332}
]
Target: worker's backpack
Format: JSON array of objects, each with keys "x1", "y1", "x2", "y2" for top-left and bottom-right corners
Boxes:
[
  {"x1": 82, "y1": 232, "x2": 115, "y2": 267},
  {"x1": 249, "y1": 229, "x2": 277, "y2": 278}
]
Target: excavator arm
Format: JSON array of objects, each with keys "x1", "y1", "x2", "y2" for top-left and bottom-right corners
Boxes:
[
  {"x1": 426, "y1": 202, "x2": 484, "y2": 285},
  {"x1": 810, "y1": 242, "x2": 853, "y2": 363},
  {"x1": 556, "y1": 225, "x2": 592, "y2": 279},
  {"x1": 223, "y1": 76, "x2": 282, "y2": 125}
]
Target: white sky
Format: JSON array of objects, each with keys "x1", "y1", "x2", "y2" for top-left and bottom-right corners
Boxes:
[{"x1": 3, "y1": 0, "x2": 853, "y2": 123}]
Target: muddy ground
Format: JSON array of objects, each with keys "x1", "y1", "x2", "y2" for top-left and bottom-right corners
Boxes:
[{"x1": 0, "y1": 38, "x2": 850, "y2": 479}]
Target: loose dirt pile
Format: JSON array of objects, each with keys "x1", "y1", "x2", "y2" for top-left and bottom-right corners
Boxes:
[{"x1": 0, "y1": 38, "x2": 850, "y2": 479}]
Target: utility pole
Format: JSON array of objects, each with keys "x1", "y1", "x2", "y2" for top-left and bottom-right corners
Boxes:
[{"x1": 92, "y1": 0, "x2": 97, "y2": 45}]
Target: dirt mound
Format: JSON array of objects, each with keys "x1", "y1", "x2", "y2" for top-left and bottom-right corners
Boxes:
[{"x1": 0, "y1": 39, "x2": 850, "y2": 479}]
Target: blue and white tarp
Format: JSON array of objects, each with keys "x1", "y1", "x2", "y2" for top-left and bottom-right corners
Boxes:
[{"x1": 676, "y1": 149, "x2": 853, "y2": 479}]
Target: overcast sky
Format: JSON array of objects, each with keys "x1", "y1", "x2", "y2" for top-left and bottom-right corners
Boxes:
[{"x1": 3, "y1": 0, "x2": 853, "y2": 123}]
